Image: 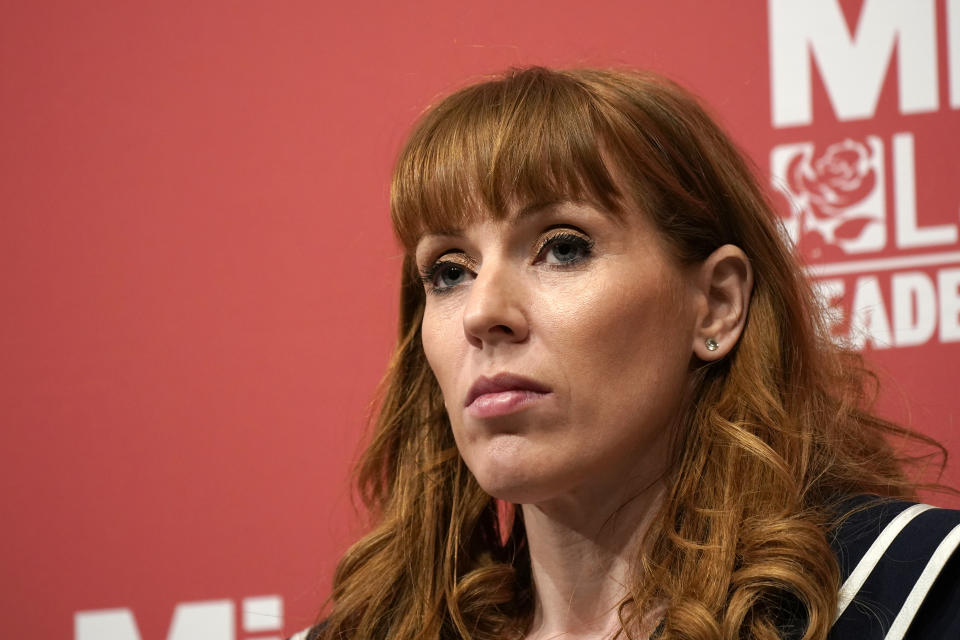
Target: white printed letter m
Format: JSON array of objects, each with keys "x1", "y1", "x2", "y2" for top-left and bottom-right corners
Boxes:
[
  {"x1": 770, "y1": 0, "x2": 938, "y2": 127},
  {"x1": 75, "y1": 601, "x2": 234, "y2": 640}
]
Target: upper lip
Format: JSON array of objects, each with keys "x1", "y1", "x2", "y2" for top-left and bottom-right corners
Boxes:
[{"x1": 464, "y1": 373, "x2": 552, "y2": 407}]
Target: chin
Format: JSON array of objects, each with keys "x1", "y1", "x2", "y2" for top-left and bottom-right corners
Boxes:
[
  {"x1": 462, "y1": 435, "x2": 566, "y2": 504},
  {"x1": 475, "y1": 475, "x2": 546, "y2": 504}
]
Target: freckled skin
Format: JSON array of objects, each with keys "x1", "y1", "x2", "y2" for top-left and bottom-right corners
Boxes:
[{"x1": 417, "y1": 202, "x2": 700, "y2": 508}]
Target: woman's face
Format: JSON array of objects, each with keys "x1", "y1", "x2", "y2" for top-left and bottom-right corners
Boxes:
[{"x1": 416, "y1": 199, "x2": 702, "y2": 506}]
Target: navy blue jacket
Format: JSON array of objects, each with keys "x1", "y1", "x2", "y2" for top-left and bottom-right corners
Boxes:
[{"x1": 826, "y1": 497, "x2": 960, "y2": 639}]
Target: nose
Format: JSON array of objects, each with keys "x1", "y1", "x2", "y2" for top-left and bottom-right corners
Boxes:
[{"x1": 462, "y1": 259, "x2": 529, "y2": 348}]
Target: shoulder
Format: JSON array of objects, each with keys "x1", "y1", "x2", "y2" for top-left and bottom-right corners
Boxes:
[
  {"x1": 828, "y1": 496, "x2": 960, "y2": 639},
  {"x1": 285, "y1": 500, "x2": 960, "y2": 640}
]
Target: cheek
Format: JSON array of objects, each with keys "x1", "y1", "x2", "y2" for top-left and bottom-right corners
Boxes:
[
  {"x1": 549, "y1": 270, "x2": 688, "y2": 354},
  {"x1": 542, "y1": 269, "x2": 693, "y2": 411},
  {"x1": 420, "y1": 304, "x2": 463, "y2": 409}
]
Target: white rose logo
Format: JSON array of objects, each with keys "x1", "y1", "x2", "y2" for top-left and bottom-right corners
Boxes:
[{"x1": 771, "y1": 137, "x2": 886, "y2": 259}]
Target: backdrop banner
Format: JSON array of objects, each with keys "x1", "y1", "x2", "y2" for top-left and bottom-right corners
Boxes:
[{"x1": 2, "y1": 1, "x2": 958, "y2": 638}]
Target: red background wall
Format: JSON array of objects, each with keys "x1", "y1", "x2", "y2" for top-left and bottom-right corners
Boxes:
[{"x1": 2, "y1": 1, "x2": 958, "y2": 638}]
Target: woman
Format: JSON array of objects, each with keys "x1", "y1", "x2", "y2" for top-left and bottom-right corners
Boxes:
[{"x1": 292, "y1": 67, "x2": 960, "y2": 640}]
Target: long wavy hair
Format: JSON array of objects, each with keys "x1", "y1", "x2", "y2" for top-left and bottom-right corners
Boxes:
[{"x1": 318, "y1": 67, "x2": 943, "y2": 640}]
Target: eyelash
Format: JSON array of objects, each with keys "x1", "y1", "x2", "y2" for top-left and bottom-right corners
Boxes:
[
  {"x1": 535, "y1": 232, "x2": 594, "y2": 265},
  {"x1": 418, "y1": 231, "x2": 595, "y2": 295}
]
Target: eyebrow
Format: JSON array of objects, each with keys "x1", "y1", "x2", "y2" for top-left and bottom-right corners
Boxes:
[{"x1": 421, "y1": 199, "x2": 564, "y2": 239}]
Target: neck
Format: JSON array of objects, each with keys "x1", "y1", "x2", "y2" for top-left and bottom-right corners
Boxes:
[{"x1": 521, "y1": 480, "x2": 666, "y2": 640}]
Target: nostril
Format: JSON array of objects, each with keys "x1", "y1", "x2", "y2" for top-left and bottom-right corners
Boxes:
[{"x1": 493, "y1": 324, "x2": 514, "y2": 334}]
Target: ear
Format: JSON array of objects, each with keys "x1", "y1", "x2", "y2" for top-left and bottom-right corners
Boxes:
[{"x1": 690, "y1": 244, "x2": 753, "y2": 361}]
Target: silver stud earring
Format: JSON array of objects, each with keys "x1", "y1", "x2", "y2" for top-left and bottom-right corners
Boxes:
[{"x1": 705, "y1": 338, "x2": 719, "y2": 352}]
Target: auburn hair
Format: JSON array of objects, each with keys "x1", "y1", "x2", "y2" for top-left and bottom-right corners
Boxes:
[{"x1": 318, "y1": 67, "x2": 943, "y2": 640}]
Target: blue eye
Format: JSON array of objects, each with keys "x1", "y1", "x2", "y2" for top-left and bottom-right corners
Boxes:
[
  {"x1": 539, "y1": 232, "x2": 593, "y2": 265},
  {"x1": 419, "y1": 259, "x2": 474, "y2": 294},
  {"x1": 436, "y1": 263, "x2": 469, "y2": 287}
]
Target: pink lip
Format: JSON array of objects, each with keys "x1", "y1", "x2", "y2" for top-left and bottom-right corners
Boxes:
[{"x1": 465, "y1": 373, "x2": 552, "y2": 418}]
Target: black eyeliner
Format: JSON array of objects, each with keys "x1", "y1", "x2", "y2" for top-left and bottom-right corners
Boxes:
[{"x1": 535, "y1": 231, "x2": 595, "y2": 265}]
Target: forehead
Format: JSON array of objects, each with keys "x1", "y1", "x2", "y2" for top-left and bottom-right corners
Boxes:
[
  {"x1": 412, "y1": 197, "x2": 627, "y2": 246},
  {"x1": 398, "y1": 170, "x2": 628, "y2": 249}
]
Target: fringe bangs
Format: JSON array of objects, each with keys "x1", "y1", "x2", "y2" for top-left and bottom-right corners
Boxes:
[{"x1": 390, "y1": 68, "x2": 624, "y2": 250}]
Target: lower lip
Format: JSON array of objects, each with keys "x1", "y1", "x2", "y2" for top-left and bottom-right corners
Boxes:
[{"x1": 466, "y1": 390, "x2": 549, "y2": 418}]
